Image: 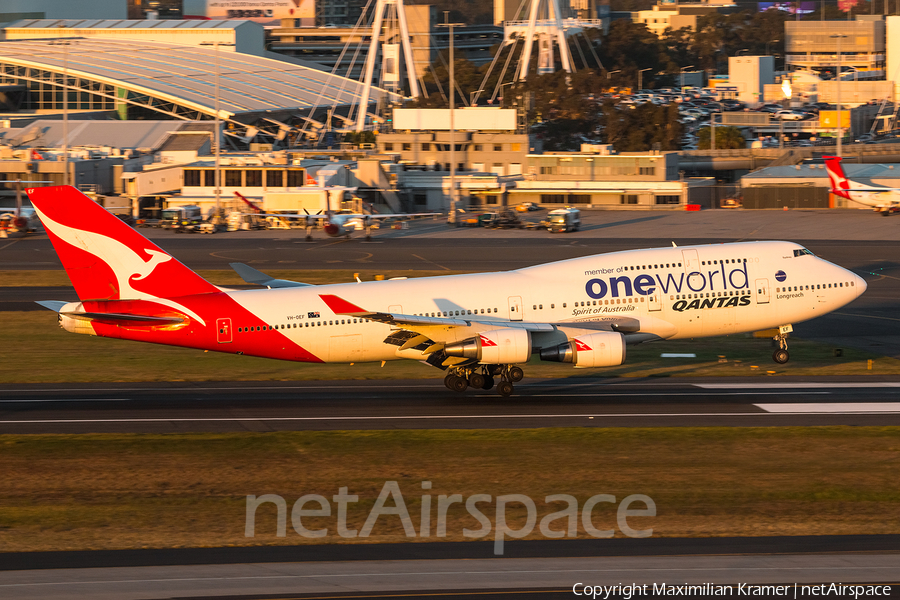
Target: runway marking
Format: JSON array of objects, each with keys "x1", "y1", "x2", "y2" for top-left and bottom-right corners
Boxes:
[
  {"x1": 696, "y1": 383, "x2": 900, "y2": 389},
  {"x1": 411, "y1": 253, "x2": 450, "y2": 271},
  {"x1": 1, "y1": 565, "x2": 897, "y2": 588},
  {"x1": 756, "y1": 402, "x2": 900, "y2": 413},
  {"x1": 0, "y1": 392, "x2": 828, "y2": 403},
  {"x1": 6, "y1": 408, "x2": 873, "y2": 426},
  {"x1": 833, "y1": 311, "x2": 900, "y2": 323},
  {"x1": 0, "y1": 398, "x2": 130, "y2": 403}
]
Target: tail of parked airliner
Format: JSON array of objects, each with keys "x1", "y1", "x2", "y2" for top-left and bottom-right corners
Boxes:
[
  {"x1": 823, "y1": 155, "x2": 886, "y2": 199},
  {"x1": 27, "y1": 186, "x2": 219, "y2": 302},
  {"x1": 823, "y1": 156, "x2": 853, "y2": 199}
]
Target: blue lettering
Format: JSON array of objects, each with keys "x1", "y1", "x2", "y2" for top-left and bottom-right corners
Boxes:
[
  {"x1": 609, "y1": 276, "x2": 633, "y2": 298},
  {"x1": 586, "y1": 278, "x2": 608, "y2": 299},
  {"x1": 686, "y1": 272, "x2": 707, "y2": 292},
  {"x1": 728, "y1": 263, "x2": 749, "y2": 289},
  {"x1": 633, "y1": 274, "x2": 656, "y2": 295},
  {"x1": 655, "y1": 272, "x2": 684, "y2": 294}
]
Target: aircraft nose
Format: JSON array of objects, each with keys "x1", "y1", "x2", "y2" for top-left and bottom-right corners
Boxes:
[{"x1": 854, "y1": 273, "x2": 867, "y2": 297}]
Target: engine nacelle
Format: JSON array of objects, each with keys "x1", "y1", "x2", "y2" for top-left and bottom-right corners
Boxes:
[
  {"x1": 57, "y1": 302, "x2": 97, "y2": 336},
  {"x1": 444, "y1": 328, "x2": 531, "y2": 364},
  {"x1": 539, "y1": 331, "x2": 626, "y2": 368}
]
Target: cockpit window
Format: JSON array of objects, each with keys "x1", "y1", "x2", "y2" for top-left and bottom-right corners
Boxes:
[{"x1": 793, "y1": 248, "x2": 815, "y2": 257}]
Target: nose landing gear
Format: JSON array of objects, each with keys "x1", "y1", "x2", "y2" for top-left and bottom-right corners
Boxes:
[
  {"x1": 444, "y1": 365, "x2": 522, "y2": 396},
  {"x1": 773, "y1": 325, "x2": 792, "y2": 364}
]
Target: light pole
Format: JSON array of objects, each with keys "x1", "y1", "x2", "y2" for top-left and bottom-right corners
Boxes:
[
  {"x1": 214, "y1": 40, "x2": 221, "y2": 218},
  {"x1": 438, "y1": 13, "x2": 464, "y2": 224},
  {"x1": 51, "y1": 35, "x2": 71, "y2": 187},
  {"x1": 606, "y1": 69, "x2": 621, "y2": 80},
  {"x1": 470, "y1": 88, "x2": 485, "y2": 106},
  {"x1": 831, "y1": 34, "x2": 847, "y2": 157},
  {"x1": 638, "y1": 67, "x2": 652, "y2": 92},
  {"x1": 680, "y1": 65, "x2": 695, "y2": 92}
]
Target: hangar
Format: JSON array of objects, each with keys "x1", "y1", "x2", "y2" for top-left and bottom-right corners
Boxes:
[{"x1": 0, "y1": 22, "x2": 397, "y2": 147}]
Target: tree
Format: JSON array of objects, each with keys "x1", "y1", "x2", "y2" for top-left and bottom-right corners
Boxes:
[{"x1": 698, "y1": 126, "x2": 746, "y2": 150}]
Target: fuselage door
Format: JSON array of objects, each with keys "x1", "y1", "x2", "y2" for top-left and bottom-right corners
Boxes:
[
  {"x1": 388, "y1": 305, "x2": 403, "y2": 330},
  {"x1": 682, "y1": 249, "x2": 700, "y2": 273},
  {"x1": 216, "y1": 318, "x2": 232, "y2": 343},
  {"x1": 755, "y1": 278, "x2": 770, "y2": 304},
  {"x1": 647, "y1": 290, "x2": 662, "y2": 312},
  {"x1": 682, "y1": 249, "x2": 704, "y2": 290},
  {"x1": 508, "y1": 296, "x2": 523, "y2": 321}
]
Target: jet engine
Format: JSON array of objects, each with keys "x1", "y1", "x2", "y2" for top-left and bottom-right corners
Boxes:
[
  {"x1": 443, "y1": 328, "x2": 531, "y2": 364},
  {"x1": 539, "y1": 331, "x2": 626, "y2": 368}
]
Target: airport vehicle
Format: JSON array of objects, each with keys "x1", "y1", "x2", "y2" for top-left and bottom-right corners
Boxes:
[
  {"x1": 29, "y1": 186, "x2": 865, "y2": 396},
  {"x1": 516, "y1": 202, "x2": 539, "y2": 212},
  {"x1": 824, "y1": 156, "x2": 900, "y2": 215},
  {"x1": 160, "y1": 205, "x2": 203, "y2": 232},
  {"x1": 260, "y1": 188, "x2": 438, "y2": 240},
  {"x1": 547, "y1": 208, "x2": 581, "y2": 232}
]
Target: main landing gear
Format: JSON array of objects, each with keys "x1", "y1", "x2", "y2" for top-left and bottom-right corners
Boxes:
[
  {"x1": 773, "y1": 325, "x2": 792, "y2": 364},
  {"x1": 444, "y1": 365, "x2": 524, "y2": 397}
]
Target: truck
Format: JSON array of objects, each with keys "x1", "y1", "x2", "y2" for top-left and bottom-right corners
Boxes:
[
  {"x1": 160, "y1": 205, "x2": 203, "y2": 232},
  {"x1": 547, "y1": 207, "x2": 580, "y2": 233}
]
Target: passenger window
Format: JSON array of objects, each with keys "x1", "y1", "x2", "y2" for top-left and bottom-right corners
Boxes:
[{"x1": 563, "y1": 303, "x2": 567, "y2": 308}]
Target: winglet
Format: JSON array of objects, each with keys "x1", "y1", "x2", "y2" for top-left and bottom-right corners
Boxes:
[{"x1": 319, "y1": 294, "x2": 368, "y2": 315}]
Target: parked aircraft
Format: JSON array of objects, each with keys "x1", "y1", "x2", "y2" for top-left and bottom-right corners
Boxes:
[
  {"x1": 0, "y1": 180, "x2": 42, "y2": 237},
  {"x1": 30, "y1": 186, "x2": 866, "y2": 396},
  {"x1": 824, "y1": 155, "x2": 900, "y2": 215},
  {"x1": 236, "y1": 188, "x2": 438, "y2": 240}
]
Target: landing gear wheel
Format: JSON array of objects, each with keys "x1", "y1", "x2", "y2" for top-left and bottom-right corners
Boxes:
[
  {"x1": 497, "y1": 381, "x2": 514, "y2": 397},
  {"x1": 773, "y1": 349, "x2": 790, "y2": 364},
  {"x1": 481, "y1": 376, "x2": 494, "y2": 390},
  {"x1": 508, "y1": 366, "x2": 524, "y2": 383},
  {"x1": 444, "y1": 374, "x2": 456, "y2": 390},
  {"x1": 469, "y1": 373, "x2": 486, "y2": 389},
  {"x1": 450, "y1": 376, "x2": 469, "y2": 393}
]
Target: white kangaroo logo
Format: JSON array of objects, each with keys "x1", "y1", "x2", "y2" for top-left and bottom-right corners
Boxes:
[{"x1": 33, "y1": 206, "x2": 206, "y2": 325}]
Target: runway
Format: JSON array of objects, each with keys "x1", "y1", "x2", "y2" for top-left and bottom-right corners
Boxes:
[
  {"x1": 1, "y1": 552, "x2": 897, "y2": 600},
  {"x1": 3, "y1": 379, "x2": 900, "y2": 433}
]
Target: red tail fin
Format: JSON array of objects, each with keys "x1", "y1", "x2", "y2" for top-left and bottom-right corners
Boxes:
[
  {"x1": 26, "y1": 186, "x2": 218, "y2": 301},
  {"x1": 823, "y1": 155, "x2": 851, "y2": 199}
]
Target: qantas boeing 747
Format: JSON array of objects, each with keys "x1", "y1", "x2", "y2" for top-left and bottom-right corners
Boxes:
[{"x1": 29, "y1": 186, "x2": 866, "y2": 396}]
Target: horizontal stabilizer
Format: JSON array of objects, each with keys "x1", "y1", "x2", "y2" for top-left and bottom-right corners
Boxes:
[
  {"x1": 35, "y1": 300, "x2": 68, "y2": 312},
  {"x1": 230, "y1": 263, "x2": 312, "y2": 289},
  {"x1": 61, "y1": 311, "x2": 185, "y2": 325}
]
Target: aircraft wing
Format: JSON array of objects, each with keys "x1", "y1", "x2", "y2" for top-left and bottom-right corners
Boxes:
[
  {"x1": 319, "y1": 294, "x2": 554, "y2": 330},
  {"x1": 319, "y1": 293, "x2": 658, "y2": 333},
  {"x1": 364, "y1": 212, "x2": 442, "y2": 220},
  {"x1": 230, "y1": 263, "x2": 314, "y2": 288}
]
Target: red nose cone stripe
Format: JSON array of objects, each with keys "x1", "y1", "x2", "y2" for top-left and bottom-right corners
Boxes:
[{"x1": 319, "y1": 294, "x2": 366, "y2": 314}]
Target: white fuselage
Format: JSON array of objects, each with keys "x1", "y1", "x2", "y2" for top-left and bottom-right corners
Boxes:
[{"x1": 220, "y1": 241, "x2": 865, "y2": 363}]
